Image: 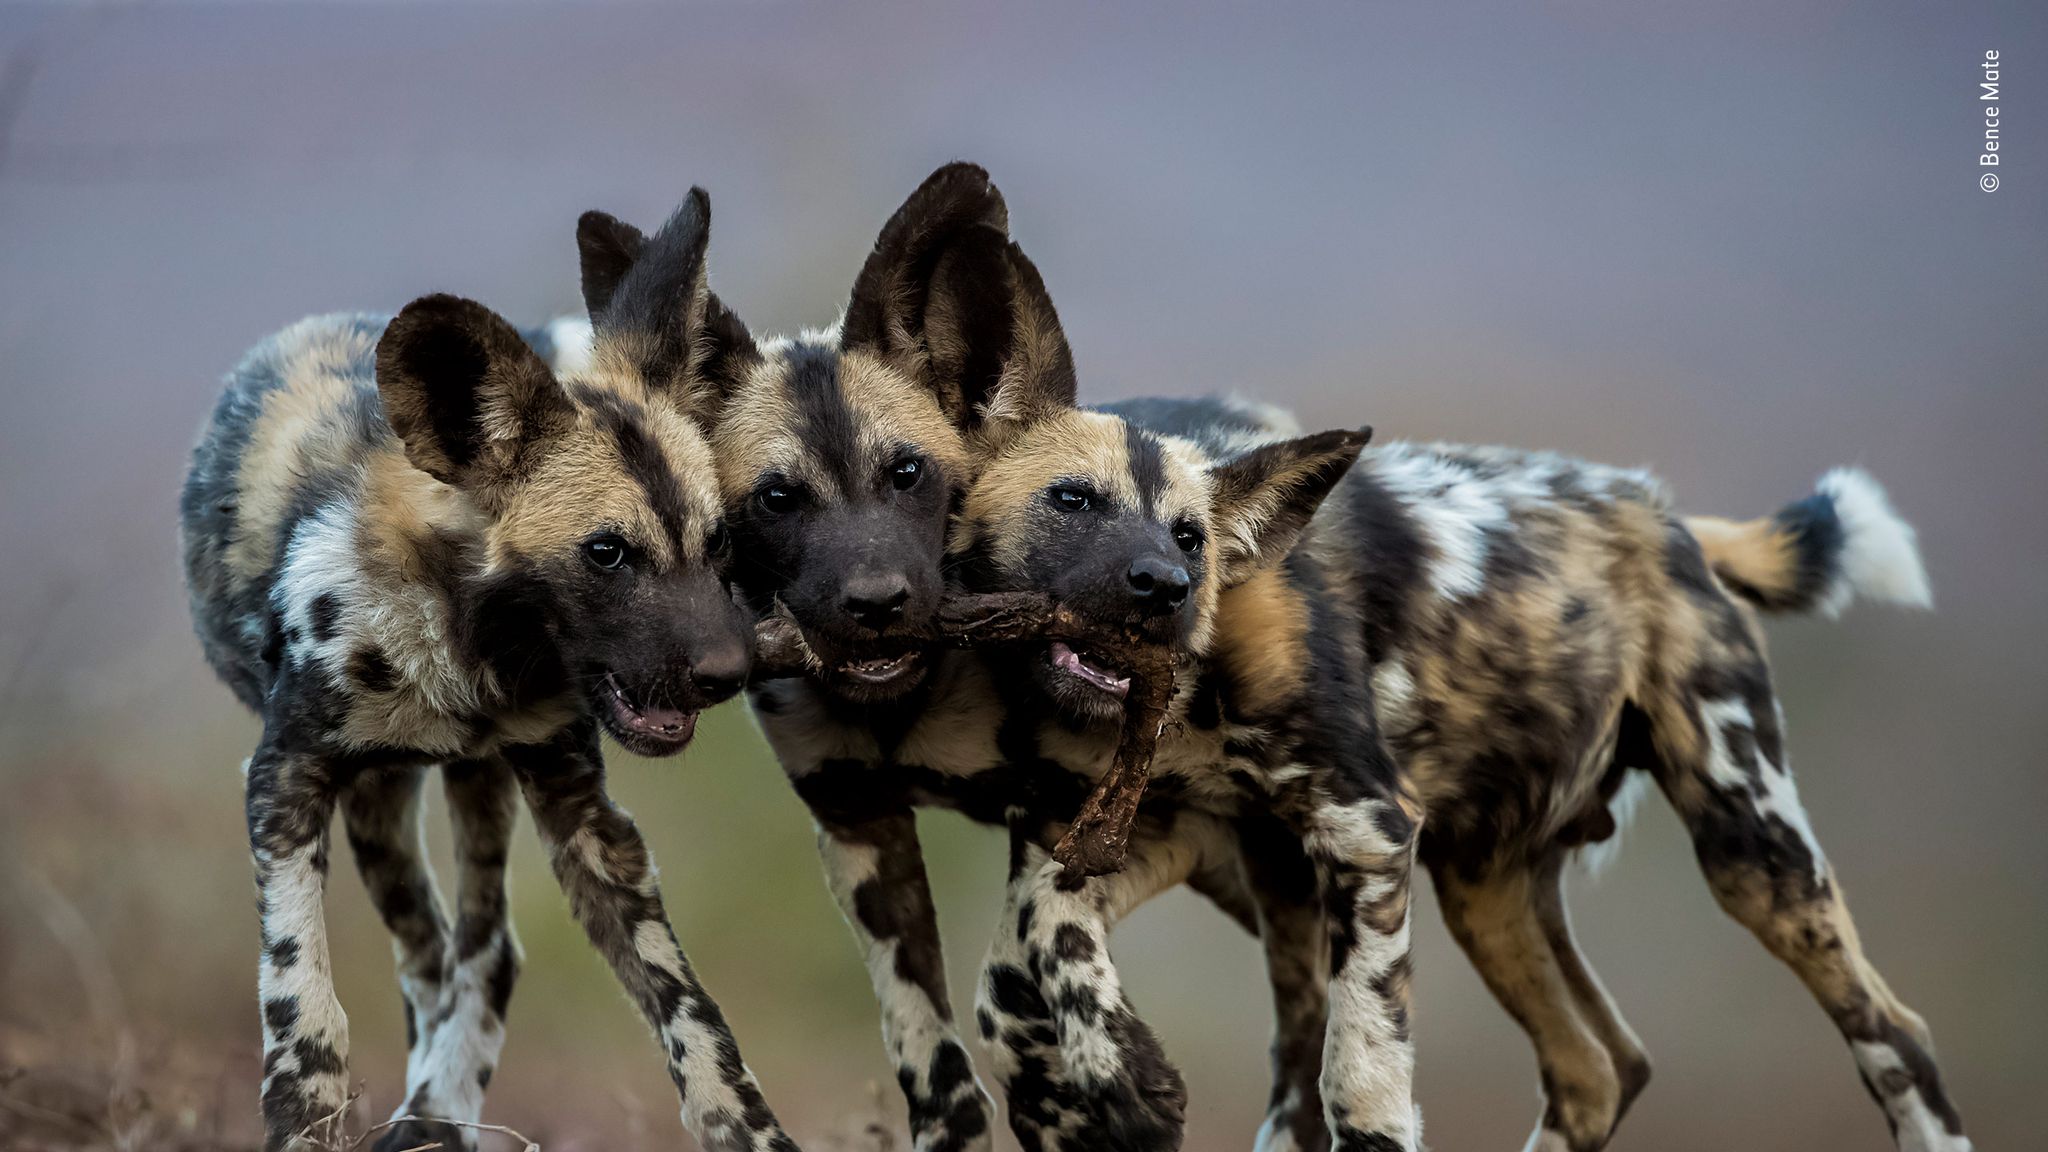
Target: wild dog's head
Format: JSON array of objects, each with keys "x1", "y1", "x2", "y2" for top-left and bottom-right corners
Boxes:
[
  {"x1": 664, "y1": 162, "x2": 1074, "y2": 702},
  {"x1": 375, "y1": 190, "x2": 751, "y2": 757},
  {"x1": 952, "y1": 403, "x2": 1370, "y2": 725}
]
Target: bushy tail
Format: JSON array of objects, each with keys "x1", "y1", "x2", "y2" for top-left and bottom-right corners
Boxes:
[{"x1": 1685, "y1": 468, "x2": 1932, "y2": 617}]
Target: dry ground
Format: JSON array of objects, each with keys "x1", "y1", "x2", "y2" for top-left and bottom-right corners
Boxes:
[{"x1": 0, "y1": 1023, "x2": 902, "y2": 1152}]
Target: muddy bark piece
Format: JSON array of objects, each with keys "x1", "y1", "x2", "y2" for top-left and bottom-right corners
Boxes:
[
  {"x1": 931, "y1": 589, "x2": 1067, "y2": 643},
  {"x1": 747, "y1": 592, "x2": 1058, "y2": 682},
  {"x1": 749, "y1": 607, "x2": 822, "y2": 682},
  {"x1": 1049, "y1": 644, "x2": 1177, "y2": 886}
]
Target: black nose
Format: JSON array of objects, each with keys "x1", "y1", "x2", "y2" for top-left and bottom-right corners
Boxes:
[
  {"x1": 1127, "y1": 555, "x2": 1190, "y2": 612},
  {"x1": 690, "y1": 640, "x2": 750, "y2": 703},
  {"x1": 842, "y1": 574, "x2": 910, "y2": 630}
]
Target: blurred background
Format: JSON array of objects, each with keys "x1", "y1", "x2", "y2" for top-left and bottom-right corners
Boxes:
[{"x1": 1, "y1": 1, "x2": 2042, "y2": 1149}]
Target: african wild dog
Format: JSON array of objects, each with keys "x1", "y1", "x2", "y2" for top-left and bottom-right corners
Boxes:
[
  {"x1": 947, "y1": 386, "x2": 1969, "y2": 1152},
  {"x1": 180, "y1": 193, "x2": 800, "y2": 1152},
  {"x1": 621, "y1": 161, "x2": 1376, "y2": 1151},
  {"x1": 568, "y1": 163, "x2": 1082, "y2": 1152}
]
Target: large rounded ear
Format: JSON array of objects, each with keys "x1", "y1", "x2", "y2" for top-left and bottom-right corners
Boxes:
[
  {"x1": 376, "y1": 294, "x2": 573, "y2": 502},
  {"x1": 576, "y1": 210, "x2": 647, "y2": 318},
  {"x1": 1209, "y1": 427, "x2": 1373, "y2": 586},
  {"x1": 842, "y1": 162, "x2": 1076, "y2": 444},
  {"x1": 577, "y1": 188, "x2": 759, "y2": 407}
]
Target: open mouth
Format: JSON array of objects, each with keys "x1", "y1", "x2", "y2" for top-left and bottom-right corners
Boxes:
[
  {"x1": 838, "y1": 649, "x2": 923, "y2": 686},
  {"x1": 600, "y1": 674, "x2": 698, "y2": 756},
  {"x1": 1049, "y1": 640, "x2": 1131, "y2": 698}
]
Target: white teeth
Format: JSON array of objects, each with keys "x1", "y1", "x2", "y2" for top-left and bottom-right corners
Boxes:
[{"x1": 840, "y1": 652, "x2": 919, "y2": 683}]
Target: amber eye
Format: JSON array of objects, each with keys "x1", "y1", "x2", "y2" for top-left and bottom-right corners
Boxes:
[
  {"x1": 889, "y1": 457, "x2": 924, "y2": 492},
  {"x1": 583, "y1": 534, "x2": 629, "y2": 571},
  {"x1": 1049, "y1": 486, "x2": 1093, "y2": 513},
  {"x1": 1172, "y1": 520, "x2": 1205, "y2": 553}
]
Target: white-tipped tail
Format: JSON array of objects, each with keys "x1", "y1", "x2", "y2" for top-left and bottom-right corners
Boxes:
[
  {"x1": 1686, "y1": 467, "x2": 1932, "y2": 618},
  {"x1": 543, "y1": 315, "x2": 595, "y2": 377},
  {"x1": 1813, "y1": 467, "x2": 1932, "y2": 616}
]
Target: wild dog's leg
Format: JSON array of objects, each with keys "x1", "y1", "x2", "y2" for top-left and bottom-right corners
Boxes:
[
  {"x1": 1286, "y1": 785, "x2": 1421, "y2": 1152},
  {"x1": 1650, "y1": 674, "x2": 1969, "y2": 1152},
  {"x1": 506, "y1": 724, "x2": 797, "y2": 1152},
  {"x1": 1531, "y1": 858, "x2": 1652, "y2": 1135},
  {"x1": 976, "y1": 832, "x2": 1083, "y2": 1151},
  {"x1": 246, "y1": 741, "x2": 352, "y2": 1151},
  {"x1": 1180, "y1": 835, "x2": 1334, "y2": 1152},
  {"x1": 370, "y1": 758, "x2": 522, "y2": 1152},
  {"x1": 338, "y1": 767, "x2": 466, "y2": 1152},
  {"x1": 1238, "y1": 814, "x2": 1332, "y2": 1152},
  {"x1": 795, "y1": 763, "x2": 993, "y2": 1152},
  {"x1": 434, "y1": 758, "x2": 522, "y2": 1106},
  {"x1": 1431, "y1": 855, "x2": 1642, "y2": 1152},
  {"x1": 342, "y1": 768, "x2": 448, "y2": 1063},
  {"x1": 977, "y1": 817, "x2": 1221, "y2": 1152}
]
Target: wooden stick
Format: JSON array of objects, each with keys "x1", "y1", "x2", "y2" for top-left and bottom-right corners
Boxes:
[
  {"x1": 931, "y1": 594, "x2": 1180, "y2": 881},
  {"x1": 748, "y1": 591, "x2": 1066, "y2": 683},
  {"x1": 1048, "y1": 643, "x2": 1176, "y2": 886},
  {"x1": 748, "y1": 590, "x2": 1176, "y2": 882}
]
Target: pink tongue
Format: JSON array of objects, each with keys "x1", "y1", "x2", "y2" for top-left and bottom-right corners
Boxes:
[
  {"x1": 1052, "y1": 642, "x2": 1087, "y2": 676},
  {"x1": 1051, "y1": 641, "x2": 1130, "y2": 696}
]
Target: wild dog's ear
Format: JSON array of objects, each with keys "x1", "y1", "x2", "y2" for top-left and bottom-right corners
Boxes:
[
  {"x1": 377, "y1": 294, "x2": 574, "y2": 502},
  {"x1": 1208, "y1": 427, "x2": 1373, "y2": 586},
  {"x1": 583, "y1": 188, "x2": 759, "y2": 408},
  {"x1": 843, "y1": 162, "x2": 1076, "y2": 445},
  {"x1": 694, "y1": 290, "x2": 759, "y2": 412},
  {"x1": 576, "y1": 210, "x2": 647, "y2": 318}
]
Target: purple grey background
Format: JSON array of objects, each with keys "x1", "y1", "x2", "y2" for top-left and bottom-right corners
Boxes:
[{"x1": 0, "y1": 2, "x2": 2042, "y2": 1149}]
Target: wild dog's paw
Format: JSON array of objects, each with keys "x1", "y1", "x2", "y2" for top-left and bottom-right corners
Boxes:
[
  {"x1": 1893, "y1": 1126, "x2": 1973, "y2": 1152},
  {"x1": 1078, "y1": 1010, "x2": 1186, "y2": 1152},
  {"x1": 904, "y1": 1042, "x2": 997, "y2": 1152},
  {"x1": 1330, "y1": 1127, "x2": 1419, "y2": 1152},
  {"x1": 1085, "y1": 1078, "x2": 1186, "y2": 1152}
]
